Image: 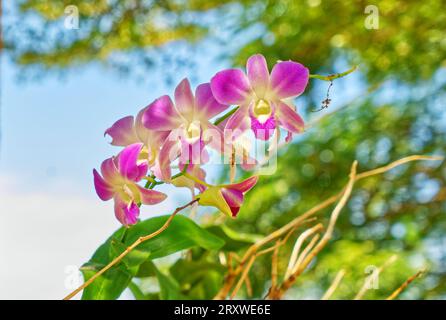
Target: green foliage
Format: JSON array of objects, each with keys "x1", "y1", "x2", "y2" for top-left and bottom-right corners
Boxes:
[
  {"x1": 7, "y1": 0, "x2": 446, "y2": 86},
  {"x1": 80, "y1": 215, "x2": 224, "y2": 300}
]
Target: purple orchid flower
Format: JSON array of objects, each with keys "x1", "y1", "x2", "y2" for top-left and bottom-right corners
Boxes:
[
  {"x1": 142, "y1": 78, "x2": 229, "y2": 180},
  {"x1": 197, "y1": 176, "x2": 258, "y2": 217},
  {"x1": 93, "y1": 143, "x2": 167, "y2": 226},
  {"x1": 104, "y1": 106, "x2": 169, "y2": 174},
  {"x1": 210, "y1": 54, "x2": 309, "y2": 141}
]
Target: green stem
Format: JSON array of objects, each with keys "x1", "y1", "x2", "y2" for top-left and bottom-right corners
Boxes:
[
  {"x1": 183, "y1": 172, "x2": 211, "y2": 187},
  {"x1": 144, "y1": 175, "x2": 156, "y2": 189},
  {"x1": 214, "y1": 106, "x2": 239, "y2": 125},
  {"x1": 309, "y1": 65, "x2": 358, "y2": 82},
  {"x1": 172, "y1": 162, "x2": 189, "y2": 180},
  {"x1": 144, "y1": 163, "x2": 190, "y2": 189}
]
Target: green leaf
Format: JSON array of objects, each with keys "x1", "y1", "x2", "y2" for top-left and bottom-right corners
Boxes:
[
  {"x1": 80, "y1": 214, "x2": 224, "y2": 300},
  {"x1": 110, "y1": 238, "x2": 151, "y2": 269},
  {"x1": 135, "y1": 259, "x2": 157, "y2": 278},
  {"x1": 154, "y1": 265, "x2": 186, "y2": 300},
  {"x1": 121, "y1": 214, "x2": 225, "y2": 259},
  {"x1": 170, "y1": 259, "x2": 226, "y2": 299},
  {"x1": 206, "y1": 224, "x2": 260, "y2": 251},
  {"x1": 80, "y1": 262, "x2": 132, "y2": 300},
  {"x1": 128, "y1": 281, "x2": 148, "y2": 300}
]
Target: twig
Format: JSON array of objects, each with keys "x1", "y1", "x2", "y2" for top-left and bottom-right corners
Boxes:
[
  {"x1": 267, "y1": 161, "x2": 358, "y2": 299},
  {"x1": 293, "y1": 233, "x2": 320, "y2": 272},
  {"x1": 285, "y1": 224, "x2": 323, "y2": 279},
  {"x1": 271, "y1": 241, "x2": 281, "y2": 291},
  {"x1": 321, "y1": 269, "x2": 346, "y2": 300},
  {"x1": 63, "y1": 199, "x2": 198, "y2": 300},
  {"x1": 214, "y1": 155, "x2": 443, "y2": 300},
  {"x1": 244, "y1": 275, "x2": 253, "y2": 297},
  {"x1": 354, "y1": 255, "x2": 397, "y2": 300},
  {"x1": 386, "y1": 269, "x2": 426, "y2": 300},
  {"x1": 229, "y1": 256, "x2": 255, "y2": 300},
  {"x1": 258, "y1": 80, "x2": 382, "y2": 168}
]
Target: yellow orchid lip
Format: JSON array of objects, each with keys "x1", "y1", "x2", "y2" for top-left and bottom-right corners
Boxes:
[
  {"x1": 253, "y1": 99, "x2": 272, "y2": 121},
  {"x1": 184, "y1": 121, "x2": 202, "y2": 144}
]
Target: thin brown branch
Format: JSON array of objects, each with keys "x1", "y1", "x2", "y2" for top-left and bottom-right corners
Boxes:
[
  {"x1": 63, "y1": 199, "x2": 198, "y2": 300},
  {"x1": 354, "y1": 255, "x2": 397, "y2": 300},
  {"x1": 386, "y1": 269, "x2": 426, "y2": 300},
  {"x1": 214, "y1": 155, "x2": 443, "y2": 300},
  {"x1": 321, "y1": 269, "x2": 346, "y2": 300},
  {"x1": 271, "y1": 241, "x2": 281, "y2": 291},
  {"x1": 244, "y1": 274, "x2": 253, "y2": 297},
  {"x1": 229, "y1": 255, "x2": 255, "y2": 300},
  {"x1": 293, "y1": 233, "x2": 320, "y2": 272},
  {"x1": 285, "y1": 224, "x2": 323, "y2": 279},
  {"x1": 268, "y1": 161, "x2": 358, "y2": 299}
]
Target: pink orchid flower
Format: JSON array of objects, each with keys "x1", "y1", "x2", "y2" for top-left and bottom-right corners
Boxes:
[
  {"x1": 104, "y1": 106, "x2": 169, "y2": 174},
  {"x1": 142, "y1": 78, "x2": 229, "y2": 180},
  {"x1": 93, "y1": 143, "x2": 167, "y2": 226},
  {"x1": 197, "y1": 176, "x2": 258, "y2": 217},
  {"x1": 210, "y1": 54, "x2": 309, "y2": 140}
]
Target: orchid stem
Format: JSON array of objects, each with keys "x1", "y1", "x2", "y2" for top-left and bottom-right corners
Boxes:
[
  {"x1": 214, "y1": 106, "x2": 239, "y2": 126},
  {"x1": 310, "y1": 65, "x2": 358, "y2": 82},
  {"x1": 183, "y1": 172, "x2": 211, "y2": 187},
  {"x1": 144, "y1": 163, "x2": 190, "y2": 189}
]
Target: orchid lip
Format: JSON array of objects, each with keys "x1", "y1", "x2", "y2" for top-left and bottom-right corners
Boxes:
[
  {"x1": 184, "y1": 121, "x2": 201, "y2": 144},
  {"x1": 252, "y1": 99, "x2": 272, "y2": 124}
]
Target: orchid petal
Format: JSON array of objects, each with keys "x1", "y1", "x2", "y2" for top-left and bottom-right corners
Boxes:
[
  {"x1": 114, "y1": 197, "x2": 139, "y2": 226},
  {"x1": 203, "y1": 123, "x2": 225, "y2": 154},
  {"x1": 118, "y1": 143, "x2": 147, "y2": 181},
  {"x1": 276, "y1": 102, "x2": 305, "y2": 133},
  {"x1": 195, "y1": 83, "x2": 229, "y2": 119},
  {"x1": 100, "y1": 157, "x2": 119, "y2": 183},
  {"x1": 158, "y1": 135, "x2": 181, "y2": 181},
  {"x1": 179, "y1": 138, "x2": 208, "y2": 166},
  {"x1": 175, "y1": 78, "x2": 195, "y2": 120},
  {"x1": 221, "y1": 188, "x2": 244, "y2": 217},
  {"x1": 142, "y1": 95, "x2": 182, "y2": 131},
  {"x1": 270, "y1": 61, "x2": 309, "y2": 99},
  {"x1": 247, "y1": 54, "x2": 270, "y2": 98},
  {"x1": 105, "y1": 116, "x2": 139, "y2": 146},
  {"x1": 198, "y1": 186, "x2": 233, "y2": 217},
  {"x1": 228, "y1": 176, "x2": 259, "y2": 193},
  {"x1": 210, "y1": 69, "x2": 252, "y2": 105},
  {"x1": 224, "y1": 105, "x2": 250, "y2": 139},
  {"x1": 250, "y1": 115, "x2": 276, "y2": 140},
  {"x1": 137, "y1": 186, "x2": 167, "y2": 205},
  {"x1": 93, "y1": 169, "x2": 114, "y2": 201}
]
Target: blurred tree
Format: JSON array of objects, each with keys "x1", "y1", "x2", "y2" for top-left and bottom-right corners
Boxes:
[{"x1": 5, "y1": 0, "x2": 446, "y2": 84}]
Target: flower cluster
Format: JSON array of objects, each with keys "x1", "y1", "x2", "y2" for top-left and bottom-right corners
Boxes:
[{"x1": 93, "y1": 54, "x2": 309, "y2": 226}]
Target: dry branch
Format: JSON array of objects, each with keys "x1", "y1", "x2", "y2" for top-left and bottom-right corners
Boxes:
[
  {"x1": 267, "y1": 161, "x2": 358, "y2": 299},
  {"x1": 386, "y1": 269, "x2": 426, "y2": 300},
  {"x1": 321, "y1": 269, "x2": 346, "y2": 300},
  {"x1": 214, "y1": 155, "x2": 443, "y2": 300},
  {"x1": 354, "y1": 255, "x2": 397, "y2": 300}
]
